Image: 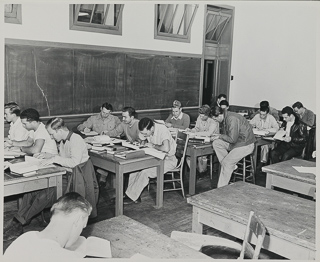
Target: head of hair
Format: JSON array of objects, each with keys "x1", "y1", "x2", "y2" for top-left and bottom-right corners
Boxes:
[
  {"x1": 138, "y1": 117, "x2": 154, "y2": 131},
  {"x1": 260, "y1": 101, "x2": 270, "y2": 108},
  {"x1": 281, "y1": 106, "x2": 294, "y2": 116},
  {"x1": 101, "y1": 102, "x2": 113, "y2": 111},
  {"x1": 217, "y1": 94, "x2": 227, "y2": 99},
  {"x1": 219, "y1": 100, "x2": 229, "y2": 107},
  {"x1": 50, "y1": 192, "x2": 92, "y2": 218},
  {"x1": 122, "y1": 106, "x2": 136, "y2": 118},
  {"x1": 4, "y1": 102, "x2": 21, "y2": 116},
  {"x1": 199, "y1": 104, "x2": 211, "y2": 116},
  {"x1": 172, "y1": 100, "x2": 182, "y2": 108},
  {"x1": 260, "y1": 105, "x2": 270, "y2": 113},
  {"x1": 46, "y1": 117, "x2": 68, "y2": 131},
  {"x1": 211, "y1": 105, "x2": 224, "y2": 117},
  {"x1": 20, "y1": 108, "x2": 40, "y2": 122},
  {"x1": 292, "y1": 101, "x2": 303, "y2": 109}
]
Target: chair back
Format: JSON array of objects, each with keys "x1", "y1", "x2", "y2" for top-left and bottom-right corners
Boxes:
[
  {"x1": 175, "y1": 131, "x2": 189, "y2": 169},
  {"x1": 239, "y1": 211, "x2": 267, "y2": 259}
]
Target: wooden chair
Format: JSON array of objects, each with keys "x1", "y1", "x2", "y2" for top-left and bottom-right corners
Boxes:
[
  {"x1": 232, "y1": 153, "x2": 255, "y2": 184},
  {"x1": 171, "y1": 211, "x2": 267, "y2": 259},
  {"x1": 148, "y1": 131, "x2": 189, "y2": 198}
]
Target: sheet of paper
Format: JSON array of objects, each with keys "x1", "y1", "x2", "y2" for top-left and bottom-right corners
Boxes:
[
  {"x1": 81, "y1": 130, "x2": 99, "y2": 136},
  {"x1": 253, "y1": 128, "x2": 268, "y2": 136},
  {"x1": 292, "y1": 166, "x2": 316, "y2": 175},
  {"x1": 273, "y1": 129, "x2": 286, "y2": 141}
]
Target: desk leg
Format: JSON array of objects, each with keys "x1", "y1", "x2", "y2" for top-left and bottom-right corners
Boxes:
[
  {"x1": 189, "y1": 150, "x2": 197, "y2": 195},
  {"x1": 253, "y1": 143, "x2": 259, "y2": 177},
  {"x1": 115, "y1": 165, "x2": 124, "y2": 216},
  {"x1": 191, "y1": 206, "x2": 203, "y2": 234},
  {"x1": 56, "y1": 175, "x2": 63, "y2": 199},
  {"x1": 265, "y1": 173, "x2": 273, "y2": 189},
  {"x1": 156, "y1": 160, "x2": 164, "y2": 209}
]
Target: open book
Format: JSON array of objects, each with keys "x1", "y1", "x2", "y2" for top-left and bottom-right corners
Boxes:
[
  {"x1": 9, "y1": 156, "x2": 55, "y2": 176},
  {"x1": 273, "y1": 129, "x2": 286, "y2": 141},
  {"x1": 80, "y1": 130, "x2": 99, "y2": 136},
  {"x1": 253, "y1": 128, "x2": 269, "y2": 136},
  {"x1": 4, "y1": 148, "x2": 26, "y2": 158},
  {"x1": 66, "y1": 236, "x2": 112, "y2": 258}
]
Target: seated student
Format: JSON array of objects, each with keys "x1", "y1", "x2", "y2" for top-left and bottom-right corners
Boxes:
[
  {"x1": 4, "y1": 192, "x2": 92, "y2": 260},
  {"x1": 4, "y1": 102, "x2": 30, "y2": 147},
  {"x1": 164, "y1": 100, "x2": 190, "y2": 129},
  {"x1": 8, "y1": 108, "x2": 58, "y2": 156},
  {"x1": 211, "y1": 106, "x2": 255, "y2": 188},
  {"x1": 124, "y1": 118, "x2": 177, "y2": 204},
  {"x1": 4, "y1": 117, "x2": 98, "y2": 241},
  {"x1": 250, "y1": 105, "x2": 279, "y2": 168},
  {"x1": 251, "y1": 100, "x2": 279, "y2": 121},
  {"x1": 270, "y1": 106, "x2": 308, "y2": 164},
  {"x1": 77, "y1": 102, "x2": 121, "y2": 186},
  {"x1": 211, "y1": 94, "x2": 227, "y2": 108},
  {"x1": 185, "y1": 104, "x2": 219, "y2": 174},
  {"x1": 292, "y1": 101, "x2": 315, "y2": 127},
  {"x1": 99, "y1": 106, "x2": 141, "y2": 187},
  {"x1": 77, "y1": 102, "x2": 121, "y2": 135}
]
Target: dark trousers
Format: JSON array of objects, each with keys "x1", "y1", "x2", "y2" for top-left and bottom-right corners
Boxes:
[{"x1": 270, "y1": 142, "x2": 304, "y2": 164}]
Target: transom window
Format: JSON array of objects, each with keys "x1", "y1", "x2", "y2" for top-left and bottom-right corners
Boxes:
[
  {"x1": 70, "y1": 4, "x2": 124, "y2": 35},
  {"x1": 155, "y1": 4, "x2": 198, "y2": 43},
  {"x1": 205, "y1": 8, "x2": 231, "y2": 43},
  {"x1": 5, "y1": 4, "x2": 22, "y2": 24}
]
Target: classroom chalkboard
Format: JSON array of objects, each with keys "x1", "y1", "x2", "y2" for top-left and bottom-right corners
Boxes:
[{"x1": 5, "y1": 43, "x2": 201, "y2": 116}]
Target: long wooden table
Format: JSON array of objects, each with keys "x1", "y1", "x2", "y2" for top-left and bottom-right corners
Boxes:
[
  {"x1": 187, "y1": 181, "x2": 315, "y2": 260},
  {"x1": 262, "y1": 158, "x2": 316, "y2": 198},
  {"x1": 89, "y1": 151, "x2": 164, "y2": 216},
  {"x1": 4, "y1": 166, "x2": 65, "y2": 198},
  {"x1": 82, "y1": 215, "x2": 210, "y2": 259}
]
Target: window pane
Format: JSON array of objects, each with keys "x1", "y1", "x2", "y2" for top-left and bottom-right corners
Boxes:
[
  {"x1": 77, "y1": 4, "x2": 94, "y2": 23},
  {"x1": 205, "y1": 12, "x2": 229, "y2": 42}
]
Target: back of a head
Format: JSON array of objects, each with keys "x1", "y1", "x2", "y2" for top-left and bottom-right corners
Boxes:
[
  {"x1": 50, "y1": 192, "x2": 92, "y2": 218},
  {"x1": 292, "y1": 101, "x2": 303, "y2": 109},
  {"x1": 199, "y1": 104, "x2": 211, "y2": 116},
  {"x1": 101, "y1": 102, "x2": 113, "y2": 111},
  {"x1": 4, "y1": 102, "x2": 21, "y2": 116},
  {"x1": 260, "y1": 101, "x2": 269, "y2": 108},
  {"x1": 46, "y1": 117, "x2": 68, "y2": 131},
  {"x1": 123, "y1": 106, "x2": 137, "y2": 118},
  {"x1": 281, "y1": 106, "x2": 294, "y2": 116},
  {"x1": 20, "y1": 108, "x2": 40, "y2": 122},
  {"x1": 138, "y1": 117, "x2": 153, "y2": 131}
]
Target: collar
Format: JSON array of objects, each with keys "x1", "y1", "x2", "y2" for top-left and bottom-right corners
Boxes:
[
  {"x1": 128, "y1": 118, "x2": 138, "y2": 128},
  {"x1": 171, "y1": 112, "x2": 183, "y2": 120},
  {"x1": 63, "y1": 131, "x2": 73, "y2": 144}
]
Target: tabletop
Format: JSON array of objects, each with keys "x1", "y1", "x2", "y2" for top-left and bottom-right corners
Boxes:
[
  {"x1": 82, "y1": 215, "x2": 210, "y2": 259},
  {"x1": 187, "y1": 181, "x2": 315, "y2": 250}
]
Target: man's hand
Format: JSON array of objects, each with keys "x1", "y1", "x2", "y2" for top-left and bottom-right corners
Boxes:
[
  {"x1": 210, "y1": 134, "x2": 220, "y2": 141},
  {"x1": 83, "y1": 127, "x2": 91, "y2": 133},
  {"x1": 34, "y1": 152, "x2": 54, "y2": 159},
  {"x1": 283, "y1": 136, "x2": 291, "y2": 143},
  {"x1": 145, "y1": 142, "x2": 154, "y2": 148},
  {"x1": 165, "y1": 122, "x2": 172, "y2": 128}
]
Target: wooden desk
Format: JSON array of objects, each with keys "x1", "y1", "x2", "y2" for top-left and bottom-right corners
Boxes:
[
  {"x1": 186, "y1": 143, "x2": 214, "y2": 195},
  {"x1": 262, "y1": 158, "x2": 316, "y2": 198},
  {"x1": 89, "y1": 151, "x2": 164, "y2": 216},
  {"x1": 187, "y1": 181, "x2": 315, "y2": 260},
  {"x1": 82, "y1": 215, "x2": 210, "y2": 259},
  {"x1": 4, "y1": 166, "x2": 65, "y2": 198}
]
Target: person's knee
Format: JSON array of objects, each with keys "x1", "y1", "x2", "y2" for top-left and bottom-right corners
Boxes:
[{"x1": 282, "y1": 152, "x2": 294, "y2": 161}]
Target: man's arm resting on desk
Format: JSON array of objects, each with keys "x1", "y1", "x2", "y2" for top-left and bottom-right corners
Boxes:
[{"x1": 20, "y1": 139, "x2": 45, "y2": 155}]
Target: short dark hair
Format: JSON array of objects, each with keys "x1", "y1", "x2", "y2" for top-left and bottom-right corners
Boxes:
[
  {"x1": 122, "y1": 106, "x2": 136, "y2": 118},
  {"x1": 199, "y1": 105, "x2": 211, "y2": 116},
  {"x1": 20, "y1": 108, "x2": 40, "y2": 122},
  {"x1": 211, "y1": 105, "x2": 224, "y2": 117},
  {"x1": 138, "y1": 117, "x2": 154, "y2": 131},
  {"x1": 4, "y1": 102, "x2": 21, "y2": 116},
  {"x1": 281, "y1": 106, "x2": 294, "y2": 116},
  {"x1": 260, "y1": 101, "x2": 270, "y2": 108},
  {"x1": 101, "y1": 102, "x2": 113, "y2": 111},
  {"x1": 46, "y1": 117, "x2": 68, "y2": 131},
  {"x1": 260, "y1": 105, "x2": 270, "y2": 113},
  {"x1": 219, "y1": 100, "x2": 229, "y2": 107},
  {"x1": 50, "y1": 192, "x2": 92, "y2": 217},
  {"x1": 217, "y1": 94, "x2": 227, "y2": 99},
  {"x1": 292, "y1": 101, "x2": 303, "y2": 109}
]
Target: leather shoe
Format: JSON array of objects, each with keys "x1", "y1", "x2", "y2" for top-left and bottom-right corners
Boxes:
[
  {"x1": 123, "y1": 196, "x2": 141, "y2": 205},
  {"x1": 3, "y1": 219, "x2": 23, "y2": 241}
]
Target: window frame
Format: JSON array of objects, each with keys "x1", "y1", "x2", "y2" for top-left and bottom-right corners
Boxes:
[
  {"x1": 5, "y1": 4, "x2": 22, "y2": 24},
  {"x1": 154, "y1": 4, "x2": 198, "y2": 43},
  {"x1": 69, "y1": 4, "x2": 124, "y2": 35},
  {"x1": 205, "y1": 8, "x2": 231, "y2": 44}
]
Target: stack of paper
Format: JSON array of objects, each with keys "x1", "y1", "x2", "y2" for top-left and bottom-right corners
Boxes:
[
  {"x1": 253, "y1": 128, "x2": 269, "y2": 136},
  {"x1": 80, "y1": 130, "x2": 99, "y2": 136}
]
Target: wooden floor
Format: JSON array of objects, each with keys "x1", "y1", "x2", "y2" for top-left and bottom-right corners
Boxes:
[{"x1": 4, "y1": 168, "x2": 300, "y2": 259}]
